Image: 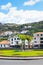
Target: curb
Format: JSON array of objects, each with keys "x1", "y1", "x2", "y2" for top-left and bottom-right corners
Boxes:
[{"x1": 0, "y1": 57, "x2": 43, "y2": 60}]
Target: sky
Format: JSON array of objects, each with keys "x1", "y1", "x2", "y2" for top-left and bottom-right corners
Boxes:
[{"x1": 0, "y1": 0, "x2": 43, "y2": 24}]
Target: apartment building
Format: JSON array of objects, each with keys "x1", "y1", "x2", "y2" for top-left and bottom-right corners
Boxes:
[
  {"x1": 9, "y1": 36, "x2": 22, "y2": 46},
  {"x1": 9, "y1": 35, "x2": 29, "y2": 49},
  {"x1": 33, "y1": 32, "x2": 43, "y2": 48}
]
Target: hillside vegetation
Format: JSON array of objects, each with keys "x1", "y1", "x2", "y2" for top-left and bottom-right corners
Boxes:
[{"x1": 0, "y1": 21, "x2": 43, "y2": 36}]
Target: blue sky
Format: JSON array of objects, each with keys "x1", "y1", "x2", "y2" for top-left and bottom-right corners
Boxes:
[
  {"x1": 0, "y1": 0, "x2": 43, "y2": 10},
  {"x1": 0, "y1": 0, "x2": 43, "y2": 24}
]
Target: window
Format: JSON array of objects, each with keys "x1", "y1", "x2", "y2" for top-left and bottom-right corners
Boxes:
[
  {"x1": 41, "y1": 34, "x2": 43, "y2": 36},
  {"x1": 34, "y1": 38, "x2": 36, "y2": 39},
  {"x1": 40, "y1": 41, "x2": 43, "y2": 43},
  {"x1": 34, "y1": 41, "x2": 37, "y2": 43},
  {"x1": 17, "y1": 38, "x2": 20, "y2": 40},
  {"x1": 16, "y1": 41, "x2": 18, "y2": 45},
  {"x1": 11, "y1": 42, "x2": 13, "y2": 44},
  {"x1": 40, "y1": 38, "x2": 43, "y2": 40},
  {"x1": 34, "y1": 45, "x2": 38, "y2": 47},
  {"x1": 37, "y1": 34, "x2": 39, "y2": 36},
  {"x1": 4, "y1": 45, "x2": 5, "y2": 47},
  {"x1": 11, "y1": 38, "x2": 13, "y2": 41},
  {"x1": 1, "y1": 44, "x2": 2, "y2": 47},
  {"x1": 14, "y1": 38, "x2": 16, "y2": 40}
]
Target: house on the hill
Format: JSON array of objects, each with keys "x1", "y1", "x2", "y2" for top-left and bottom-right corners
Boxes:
[{"x1": 4, "y1": 31, "x2": 13, "y2": 36}]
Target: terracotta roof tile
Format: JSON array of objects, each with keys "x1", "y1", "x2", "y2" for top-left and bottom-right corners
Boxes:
[
  {"x1": 34, "y1": 32, "x2": 43, "y2": 34},
  {"x1": 0, "y1": 40, "x2": 10, "y2": 45}
]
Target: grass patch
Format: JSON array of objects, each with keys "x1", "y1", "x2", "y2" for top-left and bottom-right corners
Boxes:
[{"x1": 0, "y1": 49, "x2": 43, "y2": 57}]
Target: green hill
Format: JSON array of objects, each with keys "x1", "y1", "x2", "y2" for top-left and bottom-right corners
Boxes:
[{"x1": 0, "y1": 21, "x2": 43, "y2": 36}]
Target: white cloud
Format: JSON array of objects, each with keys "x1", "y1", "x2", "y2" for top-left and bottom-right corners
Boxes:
[
  {"x1": 24, "y1": 0, "x2": 40, "y2": 6},
  {"x1": 1, "y1": 2, "x2": 12, "y2": 10},
  {"x1": 0, "y1": 3, "x2": 43, "y2": 24}
]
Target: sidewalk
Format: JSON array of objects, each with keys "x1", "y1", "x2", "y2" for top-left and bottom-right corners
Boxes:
[{"x1": 0, "y1": 57, "x2": 43, "y2": 60}]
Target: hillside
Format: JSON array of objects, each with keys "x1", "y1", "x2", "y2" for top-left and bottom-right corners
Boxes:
[
  {"x1": 0, "y1": 23, "x2": 19, "y2": 31},
  {"x1": 0, "y1": 21, "x2": 43, "y2": 35},
  {"x1": 20, "y1": 21, "x2": 43, "y2": 34}
]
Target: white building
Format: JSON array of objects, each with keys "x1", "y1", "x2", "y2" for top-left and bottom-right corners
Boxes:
[
  {"x1": 9, "y1": 36, "x2": 22, "y2": 46},
  {"x1": 24, "y1": 26, "x2": 32, "y2": 29},
  {"x1": 33, "y1": 32, "x2": 43, "y2": 48},
  {"x1": 4, "y1": 31, "x2": 13, "y2": 36},
  {"x1": 0, "y1": 40, "x2": 10, "y2": 48},
  {"x1": 21, "y1": 30, "x2": 28, "y2": 34},
  {"x1": 9, "y1": 35, "x2": 29, "y2": 49}
]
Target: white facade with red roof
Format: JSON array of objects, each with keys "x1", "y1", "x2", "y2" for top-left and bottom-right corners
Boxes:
[
  {"x1": 0, "y1": 40, "x2": 10, "y2": 48},
  {"x1": 33, "y1": 32, "x2": 43, "y2": 48}
]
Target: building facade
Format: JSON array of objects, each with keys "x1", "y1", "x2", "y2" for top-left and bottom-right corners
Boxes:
[
  {"x1": 9, "y1": 35, "x2": 29, "y2": 49},
  {"x1": 33, "y1": 32, "x2": 43, "y2": 48},
  {"x1": 9, "y1": 36, "x2": 22, "y2": 46},
  {"x1": 0, "y1": 40, "x2": 10, "y2": 48}
]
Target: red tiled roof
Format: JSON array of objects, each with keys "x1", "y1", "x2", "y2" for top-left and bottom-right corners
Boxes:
[
  {"x1": 0, "y1": 40, "x2": 10, "y2": 45},
  {"x1": 34, "y1": 32, "x2": 43, "y2": 34}
]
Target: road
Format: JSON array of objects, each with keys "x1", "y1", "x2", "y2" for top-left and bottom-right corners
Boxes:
[{"x1": 0, "y1": 59, "x2": 43, "y2": 65}]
